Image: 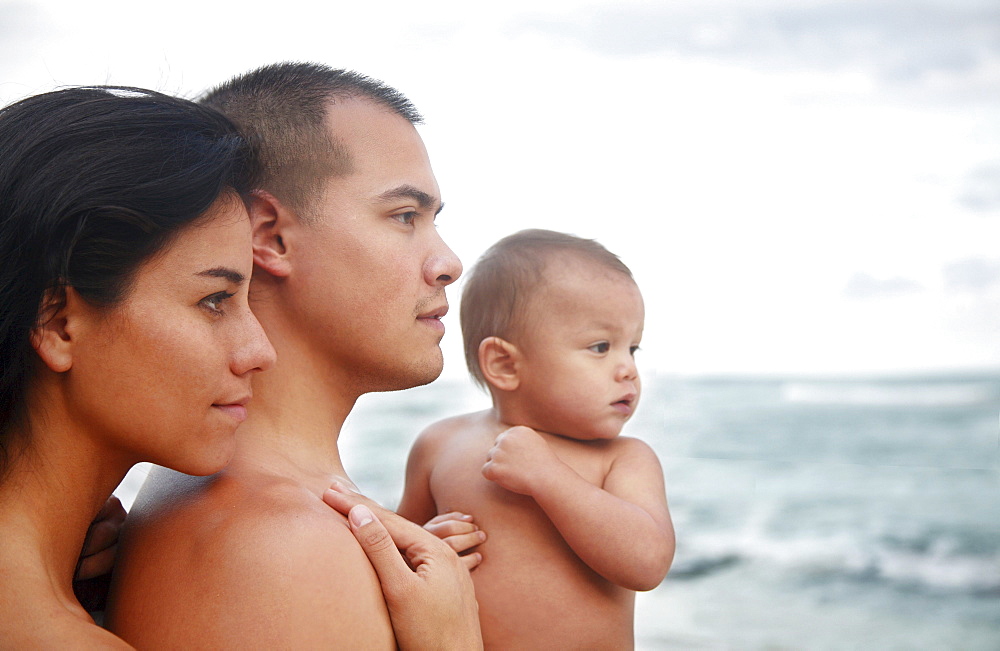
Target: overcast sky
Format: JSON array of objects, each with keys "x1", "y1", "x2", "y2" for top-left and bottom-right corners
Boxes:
[{"x1": 2, "y1": 0, "x2": 998, "y2": 378}]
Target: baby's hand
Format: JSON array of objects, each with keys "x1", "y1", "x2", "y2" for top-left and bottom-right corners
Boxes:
[
  {"x1": 482, "y1": 425, "x2": 558, "y2": 496},
  {"x1": 423, "y1": 512, "x2": 486, "y2": 565}
]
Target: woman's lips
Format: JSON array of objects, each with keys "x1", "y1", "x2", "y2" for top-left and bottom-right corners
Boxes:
[{"x1": 213, "y1": 402, "x2": 248, "y2": 423}]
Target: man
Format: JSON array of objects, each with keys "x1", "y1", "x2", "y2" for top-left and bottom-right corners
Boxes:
[{"x1": 105, "y1": 63, "x2": 482, "y2": 648}]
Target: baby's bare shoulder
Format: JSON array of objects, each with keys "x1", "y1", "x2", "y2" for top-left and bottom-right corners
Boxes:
[{"x1": 417, "y1": 409, "x2": 498, "y2": 447}]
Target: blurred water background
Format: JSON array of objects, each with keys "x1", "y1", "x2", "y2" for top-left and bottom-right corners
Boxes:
[{"x1": 117, "y1": 371, "x2": 1000, "y2": 649}]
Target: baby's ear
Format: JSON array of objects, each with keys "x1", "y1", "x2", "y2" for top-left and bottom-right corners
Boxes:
[
  {"x1": 479, "y1": 336, "x2": 521, "y2": 391},
  {"x1": 249, "y1": 190, "x2": 293, "y2": 278},
  {"x1": 30, "y1": 287, "x2": 80, "y2": 373}
]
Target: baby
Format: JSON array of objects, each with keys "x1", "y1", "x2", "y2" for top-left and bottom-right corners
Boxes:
[{"x1": 398, "y1": 229, "x2": 674, "y2": 649}]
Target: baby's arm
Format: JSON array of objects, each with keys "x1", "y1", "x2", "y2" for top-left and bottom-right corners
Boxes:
[
  {"x1": 482, "y1": 426, "x2": 674, "y2": 591},
  {"x1": 399, "y1": 422, "x2": 486, "y2": 556},
  {"x1": 397, "y1": 428, "x2": 440, "y2": 525}
]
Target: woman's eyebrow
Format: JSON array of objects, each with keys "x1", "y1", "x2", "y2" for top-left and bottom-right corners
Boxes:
[{"x1": 197, "y1": 267, "x2": 245, "y2": 284}]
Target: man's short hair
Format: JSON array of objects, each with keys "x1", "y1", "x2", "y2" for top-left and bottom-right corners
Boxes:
[
  {"x1": 460, "y1": 229, "x2": 634, "y2": 389},
  {"x1": 201, "y1": 62, "x2": 422, "y2": 216}
]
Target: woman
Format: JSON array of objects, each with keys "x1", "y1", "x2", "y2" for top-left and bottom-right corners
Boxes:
[{"x1": 0, "y1": 86, "x2": 276, "y2": 646}]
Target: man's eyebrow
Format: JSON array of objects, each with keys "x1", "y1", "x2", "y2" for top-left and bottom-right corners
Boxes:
[
  {"x1": 376, "y1": 185, "x2": 444, "y2": 215},
  {"x1": 196, "y1": 267, "x2": 245, "y2": 284}
]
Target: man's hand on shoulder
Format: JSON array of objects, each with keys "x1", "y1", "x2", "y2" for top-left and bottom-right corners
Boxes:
[{"x1": 74, "y1": 494, "x2": 126, "y2": 611}]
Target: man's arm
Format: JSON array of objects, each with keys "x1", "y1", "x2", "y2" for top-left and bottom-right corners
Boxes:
[{"x1": 482, "y1": 427, "x2": 674, "y2": 591}]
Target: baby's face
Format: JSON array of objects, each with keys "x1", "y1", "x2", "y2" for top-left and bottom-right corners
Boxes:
[{"x1": 512, "y1": 263, "x2": 644, "y2": 441}]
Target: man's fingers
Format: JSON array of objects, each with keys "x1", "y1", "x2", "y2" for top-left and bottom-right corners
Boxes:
[
  {"x1": 80, "y1": 495, "x2": 126, "y2": 556},
  {"x1": 93, "y1": 495, "x2": 125, "y2": 522},
  {"x1": 80, "y1": 518, "x2": 122, "y2": 557},
  {"x1": 461, "y1": 552, "x2": 483, "y2": 571},
  {"x1": 75, "y1": 544, "x2": 117, "y2": 581}
]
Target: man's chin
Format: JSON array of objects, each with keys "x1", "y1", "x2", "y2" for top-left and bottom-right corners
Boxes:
[{"x1": 372, "y1": 353, "x2": 444, "y2": 393}]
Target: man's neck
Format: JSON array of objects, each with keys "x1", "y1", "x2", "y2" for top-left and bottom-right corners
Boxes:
[{"x1": 228, "y1": 318, "x2": 362, "y2": 497}]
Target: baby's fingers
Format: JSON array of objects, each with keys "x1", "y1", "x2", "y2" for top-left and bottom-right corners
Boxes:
[
  {"x1": 424, "y1": 513, "x2": 478, "y2": 539},
  {"x1": 426, "y1": 511, "x2": 475, "y2": 526},
  {"x1": 441, "y1": 529, "x2": 487, "y2": 557},
  {"x1": 462, "y1": 551, "x2": 483, "y2": 571}
]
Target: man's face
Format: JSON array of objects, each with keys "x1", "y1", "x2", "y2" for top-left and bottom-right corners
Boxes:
[{"x1": 289, "y1": 99, "x2": 462, "y2": 393}]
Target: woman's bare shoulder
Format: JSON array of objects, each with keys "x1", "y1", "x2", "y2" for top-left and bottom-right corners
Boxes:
[{"x1": 0, "y1": 593, "x2": 131, "y2": 650}]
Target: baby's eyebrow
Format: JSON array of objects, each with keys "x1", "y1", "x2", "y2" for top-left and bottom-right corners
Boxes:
[{"x1": 197, "y1": 267, "x2": 245, "y2": 284}]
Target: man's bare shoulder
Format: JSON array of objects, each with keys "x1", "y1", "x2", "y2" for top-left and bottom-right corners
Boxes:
[
  {"x1": 132, "y1": 464, "x2": 337, "y2": 532},
  {"x1": 109, "y1": 466, "x2": 395, "y2": 648}
]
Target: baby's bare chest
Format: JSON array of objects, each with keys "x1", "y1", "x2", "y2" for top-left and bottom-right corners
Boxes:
[{"x1": 427, "y1": 431, "x2": 611, "y2": 535}]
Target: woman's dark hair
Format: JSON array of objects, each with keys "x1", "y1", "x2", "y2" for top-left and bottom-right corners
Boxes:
[{"x1": 0, "y1": 86, "x2": 254, "y2": 470}]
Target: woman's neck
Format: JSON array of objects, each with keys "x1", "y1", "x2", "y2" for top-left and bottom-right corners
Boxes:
[{"x1": 0, "y1": 418, "x2": 131, "y2": 611}]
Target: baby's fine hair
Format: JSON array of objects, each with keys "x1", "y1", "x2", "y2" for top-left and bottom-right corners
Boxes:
[{"x1": 459, "y1": 229, "x2": 633, "y2": 389}]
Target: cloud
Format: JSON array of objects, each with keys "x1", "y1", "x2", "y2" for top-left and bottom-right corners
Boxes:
[
  {"x1": 843, "y1": 272, "x2": 923, "y2": 298},
  {"x1": 943, "y1": 257, "x2": 1000, "y2": 291},
  {"x1": 0, "y1": 3, "x2": 47, "y2": 48},
  {"x1": 959, "y1": 162, "x2": 1000, "y2": 212},
  {"x1": 513, "y1": 1, "x2": 1000, "y2": 97}
]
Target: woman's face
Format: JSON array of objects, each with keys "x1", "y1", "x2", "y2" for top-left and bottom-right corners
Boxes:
[{"x1": 66, "y1": 196, "x2": 275, "y2": 475}]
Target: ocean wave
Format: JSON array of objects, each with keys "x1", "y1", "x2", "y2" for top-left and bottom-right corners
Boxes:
[
  {"x1": 675, "y1": 530, "x2": 1000, "y2": 596},
  {"x1": 780, "y1": 380, "x2": 1000, "y2": 406}
]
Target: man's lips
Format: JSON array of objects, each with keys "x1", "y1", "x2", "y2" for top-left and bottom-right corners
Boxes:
[
  {"x1": 417, "y1": 303, "x2": 449, "y2": 331},
  {"x1": 417, "y1": 303, "x2": 449, "y2": 320}
]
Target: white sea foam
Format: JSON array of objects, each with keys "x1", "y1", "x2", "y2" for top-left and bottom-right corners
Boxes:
[
  {"x1": 780, "y1": 380, "x2": 999, "y2": 406},
  {"x1": 677, "y1": 526, "x2": 1000, "y2": 595}
]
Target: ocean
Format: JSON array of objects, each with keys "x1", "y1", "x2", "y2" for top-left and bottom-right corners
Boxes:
[{"x1": 117, "y1": 372, "x2": 1000, "y2": 649}]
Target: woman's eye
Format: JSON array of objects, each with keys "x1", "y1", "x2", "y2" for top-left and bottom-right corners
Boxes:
[
  {"x1": 393, "y1": 211, "x2": 418, "y2": 225},
  {"x1": 589, "y1": 342, "x2": 610, "y2": 354},
  {"x1": 200, "y1": 291, "x2": 234, "y2": 315}
]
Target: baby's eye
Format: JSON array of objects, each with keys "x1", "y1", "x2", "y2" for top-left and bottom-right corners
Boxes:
[
  {"x1": 589, "y1": 342, "x2": 610, "y2": 354},
  {"x1": 392, "y1": 211, "x2": 418, "y2": 225},
  {"x1": 200, "y1": 291, "x2": 234, "y2": 316},
  {"x1": 630, "y1": 345, "x2": 641, "y2": 356}
]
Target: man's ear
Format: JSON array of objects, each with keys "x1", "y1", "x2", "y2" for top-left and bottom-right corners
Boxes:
[
  {"x1": 250, "y1": 190, "x2": 294, "y2": 278},
  {"x1": 479, "y1": 337, "x2": 521, "y2": 392},
  {"x1": 30, "y1": 287, "x2": 81, "y2": 373}
]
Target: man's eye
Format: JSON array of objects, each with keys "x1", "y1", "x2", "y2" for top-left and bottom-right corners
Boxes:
[
  {"x1": 393, "y1": 211, "x2": 418, "y2": 225},
  {"x1": 589, "y1": 342, "x2": 610, "y2": 354},
  {"x1": 200, "y1": 291, "x2": 234, "y2": 315}
]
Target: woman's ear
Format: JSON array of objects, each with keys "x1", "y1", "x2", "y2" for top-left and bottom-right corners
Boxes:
[
  {"x1": 479, "y1": 336, "x2": 521, "y2": 392},
  {"x1": 250, "y1": 190, "x2": 293, "y2": 278},
  {"x1": 30, "y1": 287, "x2": 78, "y2": 373}
]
